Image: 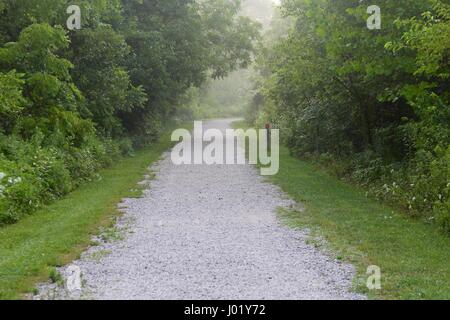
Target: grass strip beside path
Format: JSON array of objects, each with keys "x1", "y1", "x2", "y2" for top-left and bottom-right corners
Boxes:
[
  {"x1": 0, "y1": 126, "x2": 184, "y2": 299},
  {"x1": 233, "y1": 120, "x2": 450, "y2": 300}
]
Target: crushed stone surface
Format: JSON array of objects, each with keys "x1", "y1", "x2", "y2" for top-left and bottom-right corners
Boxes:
[{"x1": 35, "y1": 119, "x2": 365, "y2": 300}]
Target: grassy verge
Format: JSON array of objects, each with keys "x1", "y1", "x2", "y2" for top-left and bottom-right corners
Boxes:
[
  {"x1": 233, "y1": 120, "x2": 450, "y2": 300},
  {"x1": 0, "y1": 124, "x2": 186, "y2": 299}
]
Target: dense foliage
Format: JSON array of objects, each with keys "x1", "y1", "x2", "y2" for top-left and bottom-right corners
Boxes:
[
  {"x1": 249, "y1": 0, "x2": 450, "y2": 233},
  {"x1": 0, "y1": 0, "x2": 259, "y2": 224}
]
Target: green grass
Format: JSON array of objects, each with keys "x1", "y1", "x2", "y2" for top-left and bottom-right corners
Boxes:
[
  {"x1": 233, "y1": 120, "x2": 450, "y2": 300},
  {"x1": 0, "y1": 125, "x2": 186, "y2": 299}
]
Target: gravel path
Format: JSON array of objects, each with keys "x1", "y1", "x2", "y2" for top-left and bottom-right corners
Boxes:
[{"x1": 37, "y1": 119, "x2": 364, "y2": 300}]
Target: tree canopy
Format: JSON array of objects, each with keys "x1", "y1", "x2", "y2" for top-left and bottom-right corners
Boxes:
[
  {"x1": 0, "y1": 0, "x2": 260, "y2": 224},
  {"x1": 248, "y1": 0, "x2": 449, "y2": 233}
]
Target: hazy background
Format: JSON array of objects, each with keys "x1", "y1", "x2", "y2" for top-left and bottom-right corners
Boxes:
[{"x1": 189, "y1": 0, "x2": 278, "y2": 119}]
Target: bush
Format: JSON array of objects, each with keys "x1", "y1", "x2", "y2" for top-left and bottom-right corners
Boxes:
[
  {"x1": 0, "y1": 131, "x2": 126, "y2": 225},
  {"x1": 118, "y1": 137, "x2": 134, "y2": 156},
  {"x1": 0, "y1": 157, "x2": 40, "y2": 224}
]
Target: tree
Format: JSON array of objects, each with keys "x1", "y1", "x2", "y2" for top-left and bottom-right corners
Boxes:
[{"x1": 250, "y1": 0, "x2": 449, "y2": 230}]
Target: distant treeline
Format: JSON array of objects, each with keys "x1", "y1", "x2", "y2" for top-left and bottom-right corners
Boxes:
[
  {"x1": 0, "y1": 0, "x2": 259, "y2": 224},
  {"x1": 248, "y1": 0, "x2": 449, "y2": 233}
]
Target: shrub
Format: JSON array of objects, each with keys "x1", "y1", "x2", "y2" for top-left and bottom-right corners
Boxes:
[
  {"x1": 118, "y1": 137, "x2": 134, "y2": 156},
  {"x1": 0, "y1": 130, "x2": 127, "y2": 225},
  {"x1": 0, "y1": 157, "x2": 40, "y2": 224}
]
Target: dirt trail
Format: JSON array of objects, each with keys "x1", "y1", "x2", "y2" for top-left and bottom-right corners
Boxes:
[{"x1": 37, "y1": 119, "x2": 363, "y2": 300}]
